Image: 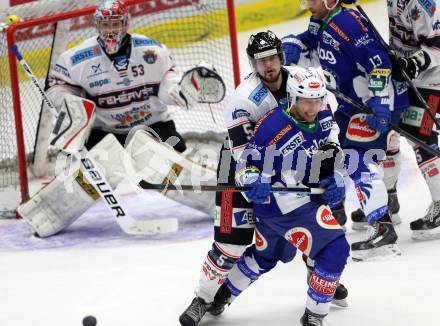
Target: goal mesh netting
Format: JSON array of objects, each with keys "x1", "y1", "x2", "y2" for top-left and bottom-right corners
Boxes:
[{"x1": 0, "y1": 0, "x2": 239, "y2": 212}]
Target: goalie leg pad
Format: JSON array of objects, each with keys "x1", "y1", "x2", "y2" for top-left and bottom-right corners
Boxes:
[
  {"x1": 125, "y1": 129, "x2": 217, "y2": 215},
  {"x1": 17, "y1": 169, "x2": 99, "y2": 237}
]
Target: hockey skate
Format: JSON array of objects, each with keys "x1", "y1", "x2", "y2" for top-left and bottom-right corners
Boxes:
[
  {"x1": 351, "y1": 214, "x2": 401, "y2": 261},
  {"x1": 387, "y1": 187, "x2": 401, "y2": 225},
  {"x1": 300, "y1": 308, "x2": 326, "y2": 326},
  {"x1": 179, "y1": 297, "x2": 208, "y2": 326},
  {"x1": 410, "y1": 200, "x2": 440, "y2": 240},
  {"x1": 207, "y1": 283, "x2": 232, "y2": 316}
]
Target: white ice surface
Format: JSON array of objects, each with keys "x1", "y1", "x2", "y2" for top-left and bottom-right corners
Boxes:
[{"x1": 1, "y1": 2, "x2": 439, "y2": 326}]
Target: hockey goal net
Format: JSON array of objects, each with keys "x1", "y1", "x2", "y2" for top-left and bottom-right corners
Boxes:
[{"x1": 0, "y1": 0, "x2": 240, "y2": 215}]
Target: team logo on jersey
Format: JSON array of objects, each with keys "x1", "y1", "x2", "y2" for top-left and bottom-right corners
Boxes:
[
  {"x1": 71, "y1": 46, "x2": 102, "y2": 66},
  {"x1": 410, "y1": 6, "x2": 422, "y2": 20},
  {"x1": 346, "y1": 113, "x2": 380, "y2": 142},
  {"x1": 417, "y1": 0, "x2": 436, "y2": 17},
  {"x1": 249, "y1": 84, "x2": 268, "y2": 106},
  {"x1": 255, "y1": 228, "x2": 268, "y2": 251},
  {"x1": 143, "y1": 50, "x2": 157, "y2": 64},
  {"x1": 328, "y1": 22, "x2": 350, "y2": 42},
  {"x1": 433, "y1": 20, "x2": 440, "y2": 31},
  {"x1": 285, "y1": 227, "x2": 312, "y2": 255},
  {"x1": 268, "y1": 124, "x2": 293, "y2": 146},
  {"x1": 116, "y1": 77, "x2": 134, "y2": 87},
  {"x1": 89, "y1": 78, "x2": 110, "y2": 88},
  {"x1": 233, "y1": 209, "x2": 255, "y2": 227},
  {"x1": 354, "y1": 35, "x2": 374, "y2": 48},
  {"x1": 279, "y1": 131, "x2": 305, "y2": 156},
  {"x1": 322, "y1": 31, "x2": 341, "y2": 51},
  {"x1": 53, "y1": 64, "x2": 70, "y2": 78},
  {"x1": 232, "y1": 108, "x2": 250, "y2": 120},
  {"x1": 133, "y1": 37, "x2": 158, "y2": 47},
  {"x1": 316, "y1": 205, "x2": 341, "y2": 229},
  {"x1": 114, "y1": 55, "x2": 129, "y2": 71},
  {"x1": 319, "y1": 116, "x2": 333, "y2": 131},
  {"x1": 308, "y1": 22, "x2": 320, "y2": 35}
]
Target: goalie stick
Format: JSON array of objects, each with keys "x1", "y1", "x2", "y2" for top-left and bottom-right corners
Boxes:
[
  {"x1": 138, "y1": 180, "x2": 325, "y2": 194},
  {"x1": 11, "y1": 44, "x2": 178, "y2": 235},
  {"x1": 328, "y1": 86, "x2": 440, "y2": 158},
  {"x1": 351, "y1": 1, "x2": 440, "y2": 131}
]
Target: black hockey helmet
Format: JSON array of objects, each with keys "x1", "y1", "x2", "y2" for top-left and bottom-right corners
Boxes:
[{"x1": 246, "y1": 30, "x2": 285, "y2": 68}]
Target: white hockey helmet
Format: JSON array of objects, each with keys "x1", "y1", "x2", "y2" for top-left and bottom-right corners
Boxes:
[
  {"x1": 286, "y1": 67, "x2": 327, "y2": 106},
  {"x1": 300, "y1": 0, "x2": 340, "y2": 11},
  {"x1": 94, "y1": 0, "x2": 129, "y2": 54}
]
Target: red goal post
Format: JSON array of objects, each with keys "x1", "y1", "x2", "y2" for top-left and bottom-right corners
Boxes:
[{"x1": 0, "y1": 0, "x2": 240, "y2": 214}]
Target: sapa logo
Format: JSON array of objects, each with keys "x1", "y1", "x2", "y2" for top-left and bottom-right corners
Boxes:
[{"x1": 285, "y1": 227, "x2": 312, "y2": 255}]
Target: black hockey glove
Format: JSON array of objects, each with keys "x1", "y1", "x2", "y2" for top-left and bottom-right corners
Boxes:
[
  {"x1": 312, "y1": 142, "x2": 344, "y2": 181},
  {"x1": 391, "y1": 50, "x2": 431, "y2": 82}
]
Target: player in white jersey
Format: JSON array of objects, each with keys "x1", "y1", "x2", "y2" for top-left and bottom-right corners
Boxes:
[
  {"x1": 179, "y1": 31, "x2": 347, "y2": 326},
  {"x1": 46, "y1": 0, "x2": 188, "y2": 151},
  {"x1": 387, "y1": 0, "x2": 440, "y2": 240}
]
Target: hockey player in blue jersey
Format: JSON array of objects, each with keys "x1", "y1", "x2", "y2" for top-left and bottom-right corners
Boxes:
[
  {"x1": 282, "y1": 0, "x2": 408, "y2": 260},
  {"x1": 220, "y1": 67, "x2": 349, "y2": 326}
]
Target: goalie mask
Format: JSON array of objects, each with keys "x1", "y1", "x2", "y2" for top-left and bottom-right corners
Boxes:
[
  {"x1": 94, "y1": 0, "x2": 129, "y2": 54},
  {"x1": 246, "y1": 30, "x2": 285, "y2": 69},
  {"x1": 286, "y1": 67, "x2": 327, "y2": 108}
]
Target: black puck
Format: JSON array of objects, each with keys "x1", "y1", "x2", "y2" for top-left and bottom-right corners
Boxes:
[{"x1": 82, "y1": 315, "x2": 97, "y2": 326}]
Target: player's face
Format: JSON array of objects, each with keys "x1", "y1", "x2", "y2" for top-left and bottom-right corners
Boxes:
[
  {"x1": 291, "y1": 97, "x2": 322, "y2": 122},
  {"x1": 306, "y1": 0, "x2": 330, "y2": 20},
  {"x1": 255, "y1": 55, "x2": 282, "y2": 84},
  {"x1": 98, "y1": 19, "x2": 124, "y2": 37}
]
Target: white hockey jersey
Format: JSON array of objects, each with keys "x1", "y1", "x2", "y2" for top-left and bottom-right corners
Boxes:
[
  {"x1": 225, "y1": 66, "x2": 339, "y2": 161},
  {"x1": 388, "y1": 0, "x2": 440, "y2": 88},
  {"x1": 46, "y1": 33, "x2": 181, "y2": 134}
]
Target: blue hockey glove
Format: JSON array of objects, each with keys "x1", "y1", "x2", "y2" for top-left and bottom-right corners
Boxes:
[
  {"x1": 281, "y1": 34, "x2": 302, "y2": 66},
  {"x1": 319, "y1": 172, "x2": 345, "y2": 208},
  {"x1": 365, "y1": 97, "x2": 391, "y2": 134},
  {"x1": 244, "y1": 175, "x2": 271, "y2": 204}
]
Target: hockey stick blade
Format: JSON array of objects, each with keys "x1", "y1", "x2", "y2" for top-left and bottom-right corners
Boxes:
[{"x1": 138, "y1": 180, "x2": 324, "y2": 194}]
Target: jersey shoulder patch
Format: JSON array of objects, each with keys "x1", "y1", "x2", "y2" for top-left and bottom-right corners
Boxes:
[
  {"x1": 68, "y1": 37, "x2": 102, "y2": 66},
  {"x1": 131, "y1": 34, "x2": 162, "y2": 48}
]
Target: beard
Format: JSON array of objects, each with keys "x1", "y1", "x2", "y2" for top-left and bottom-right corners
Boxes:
[{"x1": 260, "y1": 69, "x2": 281, "y2": 84}]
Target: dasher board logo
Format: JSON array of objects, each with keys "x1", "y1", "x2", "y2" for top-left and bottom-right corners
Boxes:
[{"x1": 279, "y1": 131, "x2": 305, "y2": 156}]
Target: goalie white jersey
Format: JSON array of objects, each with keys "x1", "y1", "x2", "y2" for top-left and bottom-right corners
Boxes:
[{"x1": 46, "y1": 33, "x2": 181, "y2": 134}]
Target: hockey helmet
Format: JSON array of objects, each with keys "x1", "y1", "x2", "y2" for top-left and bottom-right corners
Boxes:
[
  {"x1": 286, "y1": 67, "x2": 327, "y2": 106},
  {"x1": 94, "y1": 0, "x2": 129, "y2": 54},
  {"x1": 300, "y1": 0, "x2": 340, "y2": 11},
  {"x1": 246, "y1": 30, "x2": 285, "y2": 68}
]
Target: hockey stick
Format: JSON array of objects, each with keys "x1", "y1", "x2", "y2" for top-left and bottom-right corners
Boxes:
[
  {"x1": 11, "y1": 44, "x2": 178, "y2": 235},
  {"x1": 328, "y1": 87, "x2": 440, "y2": 158},
  {"x1": 139, "y1": 180, "x2": 325, "y2": 194},
  {"x1": 352, "y1": 1, "x2": 440, "y2": 131}
]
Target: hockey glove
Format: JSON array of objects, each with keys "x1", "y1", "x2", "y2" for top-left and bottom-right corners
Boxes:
[
  {"x1": 319, "y1": 172, "x2": 345, "y2": 209},
  {"x1": 391, "y1": 50, "x2": 430, "y2": 82},
  {"x1": 168, "y1": 84, "x2": 189, "y2": 108},
  {"x1": 365, "y1": 97, "x2": 391, "y2": 134},
  {"x1": 313, "y1": 142, "x2": 344, "y2": 180},
  {"x1": 243, "y1": 175, "x2": 271, "y2": 204},
  {"x1": 281, "y1": 34, "x2": 303, "y2": 66},
  {"x1": 340, "y1": 0, "x2": 355, "y2": 4}
]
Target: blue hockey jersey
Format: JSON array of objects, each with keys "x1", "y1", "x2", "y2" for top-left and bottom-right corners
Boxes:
[
  {"x1": 235, "y1": 105, "x2": 339, "y2": 218},
  {"x1": 291, "y1": 7, "x2": 408, "y2": 116}
]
